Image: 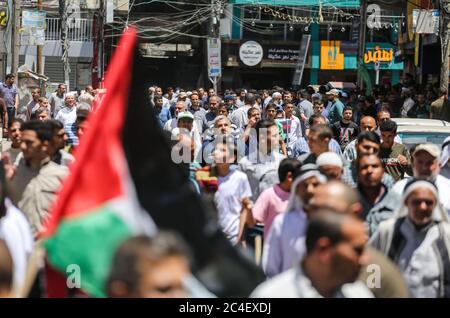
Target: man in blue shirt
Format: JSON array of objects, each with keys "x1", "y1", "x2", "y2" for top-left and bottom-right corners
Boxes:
[
  {"x1": 326, "y1": 89, "x2": 344, "y2": 125},
  {"x1": 153, "y1": 94, "x2": 171, "y2": 127},
  {"x1": 0, "y1": 74, "x2": 19, "y2": 126}
]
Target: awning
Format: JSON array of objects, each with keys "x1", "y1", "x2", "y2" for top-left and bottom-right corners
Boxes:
[{"x1": 229, "y1": 0, "x2": 360, "y2": 8}]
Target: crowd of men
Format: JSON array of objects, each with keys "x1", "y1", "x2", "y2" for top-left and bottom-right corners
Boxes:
[
  {"x1": 148, "y1": 80, "x2": 450, "y2": 298},
  {"x1": 1, "y1": 70, "x2": 450, "y2": 298}
]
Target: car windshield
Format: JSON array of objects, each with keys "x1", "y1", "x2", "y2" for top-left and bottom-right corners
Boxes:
[{"x1": 398, "y1": 132, "x2": 450, "y2": 150}]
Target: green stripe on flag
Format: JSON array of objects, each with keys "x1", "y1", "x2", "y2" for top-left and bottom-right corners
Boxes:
[{"x1": 44, "y1": 206, "x2": 133, "y2": 297}]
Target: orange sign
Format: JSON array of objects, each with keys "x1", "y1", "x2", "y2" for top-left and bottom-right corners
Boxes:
[{"x1": 320, "y1": 41, "x2": 344, "y2": 70}]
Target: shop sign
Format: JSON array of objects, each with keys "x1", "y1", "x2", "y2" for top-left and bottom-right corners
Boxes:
[
  {"x1": 320, "y1": 41, "x2": 344, "y2": 70},
  {"x1": 364, "y1": 46, "x2": 393, "y2": 64},
  {"x1": 239, "y1": 41, "x2": 263, "y2": 66}
]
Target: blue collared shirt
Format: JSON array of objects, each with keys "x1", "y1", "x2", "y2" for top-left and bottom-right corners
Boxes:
[
  {"x1": 0, "y1": 82, "x2": 18, "y2": 108},
  {"x1": 154, "y1": 106, "x2": 172, "y2": 127}
]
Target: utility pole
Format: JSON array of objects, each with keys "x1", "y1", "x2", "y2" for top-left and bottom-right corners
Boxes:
[
  {"x1": 11, "y1": 0, "x2": 21, "y2": 75},
  {"x1": 59, "y1": 0, "x2": 70, "y2": 90},
  {"x1": 98, "y1": 0, "x2": 105, "y2": 84},
  {"x1": 37, "y1": 0, "x2": 43, "y2": 75},
  {"x1": 207, "y1": 0, "x2": 221, "y2": 93},
  {"x1": 440, "y1": 0, "x2": 450, "y2": 91},
  {"x1": 357, "y1": 0, "x2": 367, "y2": 90}
]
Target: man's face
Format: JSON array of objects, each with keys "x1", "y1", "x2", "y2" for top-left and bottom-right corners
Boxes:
[
  {"x1": 313, "y1": 104, "x2": 324, "y2": 114},
  {"x1": 250, "y1": 110, "x2": 261, "y2": 122},
  {"x1": 155, "y1": 87, "x2": 163, "y2": 95},
  {"x1": 37, "y1": 112, "x2": 50, "y2": 121},
  {"x1": 331, "y1": 221, "x2": 368, "y2": 285},
  {"x1": 359, "y1": 117, "x2": 376, "y2": 132},
  {"x1": 412, "y1": 151, "x2": 439, "y2": 180},
  {"x1": 40, "y1": 99, "x2": 50, "y2": 109},
  {"x1": 377, "y1": 112, "x2": 390, "y2": 127},
  {"x1": 283, "y1": 94, "x2": 292, "y2": 103},
  {"x1": 77, "y1": 120, "x2": 88, "y2": 137},
  {"x1": 308, "y1": 131, "x2": 328, "y2": 155},
  {"x1": 86, "y1": 86, "x2": 94, "y2": 95},
  {"x1": 6, "y1": 76, "x2": 15, "y2": 85},
  {"x1": 137, "y1": 256, "x2": 190, "y2": 298},
  {"x1": 20, "y1": 130, "x2": 47, "y2": 162},
  {"x1": 9, "y1": 122, "x2": 22, "y2": 147},
  {"x1": 178, "y1": 118, "x2": 193, "y2": 131},
  {"x1": 58, "y1": 85, "x2": 66, "y2": 94},
  {"x1": 327, "y1": 94, "x2": 335, "y2": 101},
  {"x1": 226, "y1": 99, "x2": 235, "y2": 107},
  {"x1": 52, "y1": 128, "x2": 67, "y2": 150},
  {"x1": 284, "y1": 104, "x2": 294, "y2": 117},
  {"x1": 218, "y1": 107, "x2": 228, "y2": 117},
  {"x1": 167, "y1": 89, "x2": 174, "y2": 96},
  {"x1": 190, "y1": 95, "x2": 200, "y2": 109},
  {"x1": 239, "y1": 92, "x2": 246, "y2": 100},
  {"x1": 406, "y1": 188, "x2": 436, "y2": 228},
  {"x1": 319, "y1": 165, "x2": 342, "y2": 181},
  {"x1": 215, "y1": 119, "x2": 230, "y2": 135},
  {"x1": 356, "y1": 139, "x2": 380, "y2": 157},
  {"x1": 380, "y1": 131, "x2": 395, "y2": 149},
  {"x1": 175, "y1": 103, "x2": 185, "y2": 117},
  {"x1": 65, "y1": 96, "x2": 76, "y2": 107},
  {"x1": 358, "y1": 155, "x2": 384, "y2": 188},
  {"x1": 296, "y1": 176, "x2": 322, "y2": 206},
  {"x1": 266, "y1": 108, "x2": 276, "y2": 120},
  {"x1": 208, "y1": 89, "x2": 215, "y2": 97},
  {"x1": 31, "y1": 90, "x2": 40, "y2": 101},
  {"x1": 209, "y1": 98, "x2": 219, "y2": 113},
  {"x1": 155, "y1": 98, "x2": 163, "y2": 108},
  {"x1": 343, "y1": 110, "x2": 353, "y2": 122}
]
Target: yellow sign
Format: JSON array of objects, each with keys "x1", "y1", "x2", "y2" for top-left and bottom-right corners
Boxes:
[
  {"x1": 364, "y1": 46, "x2": 393, "y2": 64},
  {"x1": 320, "y1": 41, "x2": 344, "y2": 70}
]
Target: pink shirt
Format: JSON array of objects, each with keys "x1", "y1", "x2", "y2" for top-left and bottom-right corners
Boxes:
[{"x1": 252, "y1": 184, "x2": 290, "y2": 240}]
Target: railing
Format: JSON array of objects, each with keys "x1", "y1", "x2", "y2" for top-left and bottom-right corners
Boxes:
[{"x1": 45, "y1": 18, "x2": 94, "y2": 42}]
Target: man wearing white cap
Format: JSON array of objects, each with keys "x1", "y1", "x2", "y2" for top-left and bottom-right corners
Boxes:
[
  {"x1": 55, "y1": 93, "x2": 77, "y2": 126},
  {"x1": 368, "y1": 143, "x2": 450, "y2": 234},
  {"x1": 326, "y1": 89, "x2": 345, "y2": 125},
  {"x1": 370, "y1": 178, "x2": 450, "y2": 297},
  {"x1": 440, "y1": 136, "x2": 450, "y2": 180},
  {"x1": 316, "y1": 152, "x2": 343, "y2": 181},
  {"x1": 271, "y1": 92, "x2": 282, "y2": 107},
  {"x1": 171, "y1": 111, "x2": 202, "y2": 163}
]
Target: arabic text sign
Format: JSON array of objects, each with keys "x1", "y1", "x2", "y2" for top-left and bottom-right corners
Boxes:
[
  {"x1": 364, "y1": 46, "x2": 393, "y2": 64},
  {"x1": 22, "y1": 10, "x2": 46, "y2": 29},
  {"x1": 239, "y1": 41, "x2": 263, "y2": 66},
  {"x1": 207, "y1": 38, "x2": 221, "y2": 78},
  {"x1": 320, "y1": 41, "x2": 344, "y2": 70},
  {"x1": 266, "y1": 47, "x2": 299, "y2": 62}
]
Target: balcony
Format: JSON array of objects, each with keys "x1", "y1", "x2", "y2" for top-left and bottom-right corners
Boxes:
[{"x1": 45, "y1": 18, "x2": 94, "y2": 42}]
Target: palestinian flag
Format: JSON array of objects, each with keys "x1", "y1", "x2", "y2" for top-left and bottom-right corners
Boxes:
[
  {"x1": 43, "y1": 28, "x2": 156, "y2": 297},
  {"x1": 43, "y1": 27, "x2": 265, "y2": 298}
]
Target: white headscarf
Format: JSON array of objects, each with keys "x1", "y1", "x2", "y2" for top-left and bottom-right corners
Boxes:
[
  {"x1": 285, "y1": 166, "x2": 327, "y2": 212},
  {"x1": 393, "y1": 179, "x2": 448, "y2": 223},
  {"x1": 439, "y1": 136, "x2": 450, "y2": 168}
]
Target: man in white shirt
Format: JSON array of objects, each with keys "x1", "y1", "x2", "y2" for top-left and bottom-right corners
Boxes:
[
  {"x1": 282, "y1": 103, "x2": 301, "y2": 157},
  {"x1": 55, "y1": 93, "x2": 77, "y2": 125},
  {"x1": 0, "y1": 199, "x2": 34, "y2": 296}
]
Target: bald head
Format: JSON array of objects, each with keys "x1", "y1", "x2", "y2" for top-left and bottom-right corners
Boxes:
[
  {"x1": 308, "y1": 180, "x2": 362, "y2": 216},
  {"x1": 359, "y1": 116, "x2": 377, "y2": 132}
]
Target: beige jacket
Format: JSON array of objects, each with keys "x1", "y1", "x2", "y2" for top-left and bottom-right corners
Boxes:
[{"x1": 9, "y1": 158, "x2": 68, "y2": 236}]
